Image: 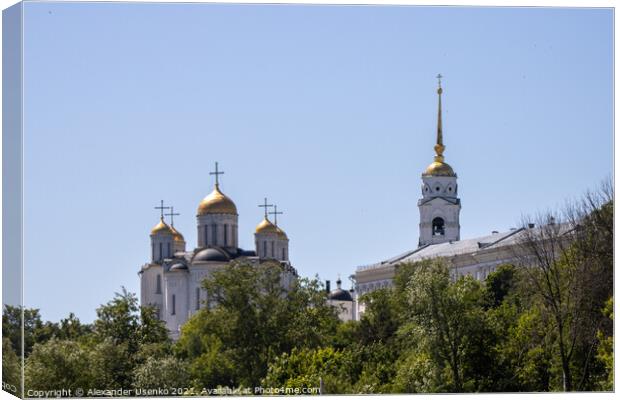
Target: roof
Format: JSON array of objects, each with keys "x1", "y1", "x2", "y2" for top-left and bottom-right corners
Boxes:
[
  {"x1": 328, "y1": 288, "x2": 353, "y2": 301},
  {"x1": 356, "y1": 223, "x2": 573, "y2": 272}
]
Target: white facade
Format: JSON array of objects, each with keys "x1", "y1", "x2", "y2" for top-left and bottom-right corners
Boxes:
[
  {"x1": 197, "y1": 213, "x2": 239, "y2": 250},
  {"x1": 255, "y1": 230, "x2": 289, "y2": 261},
  {"x1": 418, "y1": 175, "x2": 461, "y2": 246},
  {"x1": 140, "y1": 181, "x2": 295, "y2": 340}
]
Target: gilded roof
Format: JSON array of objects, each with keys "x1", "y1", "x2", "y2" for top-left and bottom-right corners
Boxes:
[
  {"x1": 197, "y1": 185, "x2": 238, "y2": 216},
  {"x1": 422, "y1": 161, "x2": 456, "y2": 177},
  {"x1": 151, "y1": 218, "x2": 175, "y2": 236},
  {"x1": 255, "y1": 218, "x2": 279, "y2": 234},
  {"x1": 170, "y1": 226, "x2": 185, "y2": 242}
]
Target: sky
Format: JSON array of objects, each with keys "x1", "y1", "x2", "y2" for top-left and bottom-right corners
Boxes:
[{"x1": 20, "y1": 3, "x2": 612, "y2": 323}]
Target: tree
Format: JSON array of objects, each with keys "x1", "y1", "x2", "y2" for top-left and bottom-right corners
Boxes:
[
  {"x1": 349, "y1": 288, "x2": 402, "y2": 393},
  {"x1": 484, "y1": 264, "x2": 518, "y2": 308},
  {"x1": 595, "y1": 297, "x2": 613, "y2": 391},
  {"x1": 89, "y1": 287, "x2": 171, "y2": 388},
  {"x1": 3, "y1": 337, "x2": 22, "y2": 397},
  {"x1": 175, "y1": 261, "x2": 341, "y2": 388},
  {"x1": 24, "y1": 339, "x2": 93, "y2": 392},
  {"x1": 132, "y1": 356, "x2": 190, "y2": 390},
  {"x1": 263, "y1": 347, "x2": 354, "y2": 394},
  {"x1": 3, "y1": 305, "x2": 59, "y2": 357},
  {"x1": 56, "y1": 313, "x2": 92, "y2": 341},
  {"x1": 400, "y1": 260, "x2": 490, "y2": 392},
  {"x1": 515, "y1": 180, "x2": 613, "y2": 391}
]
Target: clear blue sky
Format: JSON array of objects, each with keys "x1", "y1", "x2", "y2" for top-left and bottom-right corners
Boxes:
[{"x1": 21, "y1": 3, "x2": 612, "y2": 323}]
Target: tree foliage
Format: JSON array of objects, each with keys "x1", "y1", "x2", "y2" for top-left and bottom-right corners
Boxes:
[{"x1": 175, "y1": 261, "x2": 341, "y2": 389}]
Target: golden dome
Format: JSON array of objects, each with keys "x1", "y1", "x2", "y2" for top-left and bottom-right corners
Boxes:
[
  {"x1": 423, "y1": 161, "x2": 456, "y2": 177},
  {"x1": 151, "y1": 218, "x2": 175, "y2": 236},
  {"x1": 255, "y1": 218, "x2": 279, "y2": 234},
  {"x1": 276, "y1": 226, "x2": 288, "y2": 239},
  {"x1": 255, "y1": 218, "x2": 288, "y2": 239},
  {"x1": 197, "y1": 185, "x2": 238, "y2": 216},
  {"x1": 170, "y1": 226, "x2": 185, "y2": 242}
]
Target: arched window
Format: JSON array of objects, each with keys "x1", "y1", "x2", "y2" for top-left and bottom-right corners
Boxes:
[
  {"x1": 432, "y1": 217, "x2": 445, "y2": 236},
  {"x1": 204, "y1": 225, "x2": 209, "y2": 246},
  {"x1": 156, "y1": 274, "x2": 162, "y2": 294},
  {"x1": 271, "y1": 241, "x2": 275, "y2": 257},
  {"x1": 196, "y1": 287, "x2": 200, "y2": 310},
  {"x1": 224, "y1": 224, "x2": 228, "y2": 246},
  {"x1": 282, "y1": 248, "x2": 285, "y2": 260},
  {"x1": 151, "y1": 243, "x2": 155, "y2": 261},
  {"x1": 171, "y1": 295, "x2": 176, "y2": 315},
  {"x1": 212, "y1": 225, "x2": 217, "y2": 246},
  {"x1": 167, "y1": 242, "x2": 171, "y2": 258},
  {"x1": 263, "y1": 241, "x2": 267, "y2": 258},
  {"x1": 159, "y1": 242, "x2": 163, "y2": 260}
]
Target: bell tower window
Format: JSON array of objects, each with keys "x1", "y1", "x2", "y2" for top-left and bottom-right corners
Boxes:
[{"x1": 432, "y1": 217, "x2": 445, "y2": 236}]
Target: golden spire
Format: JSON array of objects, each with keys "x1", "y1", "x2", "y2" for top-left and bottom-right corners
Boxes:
[{"x1": 434, "y1": 73, "x2": 445, "y2": 163}]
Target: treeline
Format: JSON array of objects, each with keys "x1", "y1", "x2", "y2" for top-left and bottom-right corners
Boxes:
[{"x1": 3, "y1": 183, "x2": 613, "y2": 395}]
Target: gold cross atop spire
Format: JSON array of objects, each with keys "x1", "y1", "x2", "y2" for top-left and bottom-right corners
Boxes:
[{"x1": 434, "y1": 74, "x2": 445, "y2": 162}]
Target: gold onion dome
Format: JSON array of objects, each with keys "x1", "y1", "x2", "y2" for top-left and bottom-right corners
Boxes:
[
  {"x1": 151, "y1": 218, "x2": 175, "y2": 236},
  {"x1": 276, "y1": 226, "x2": 288, "y2": 239},
  {"x1": 170, "y1": 226, "x2": 185, "y2": 242},
  {"x1": 255, "y1": 218, "x2": 288, "y2": 239},
  {"x1": 255, "y1": 217, "x2": 279, "y2": 234},
  {"x1": 197, "y1": 185, "x2": 238, "y2": 216}
]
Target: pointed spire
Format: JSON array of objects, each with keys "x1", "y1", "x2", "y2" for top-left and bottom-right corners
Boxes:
[{"x1": 434, "y1": 74, "x2": 445, "y2": 163}]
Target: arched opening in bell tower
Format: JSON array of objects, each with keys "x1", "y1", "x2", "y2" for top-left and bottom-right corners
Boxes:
[{"x1": 432, "y1": 217, "x2": 445, "y2": 236}]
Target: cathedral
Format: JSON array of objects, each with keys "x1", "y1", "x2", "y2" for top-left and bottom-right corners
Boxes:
[{"x1": 139, "y1": 165, "x2": 296, "y2": 339}]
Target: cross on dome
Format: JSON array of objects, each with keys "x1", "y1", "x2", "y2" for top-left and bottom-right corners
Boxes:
[
  {"x1": 165, "y1": 206, "x2": 180, "y2": 227},
  {"x1": 209, "y1": 161, "x2": 225, "y2": 187},
  {"x1": 154, "y1": 200, "x2": 171, "y2": 220},
  {"x1": 269, "y1": 205, "x2": 284, "y2": 226},
  {"x1": 258, "y1": 197, "x2": 274, "y2": 218}
]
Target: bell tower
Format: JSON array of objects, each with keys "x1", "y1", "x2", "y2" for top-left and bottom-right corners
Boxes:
[{"x1": 418, "y1": 75, "x2": 461, "y2": 247}]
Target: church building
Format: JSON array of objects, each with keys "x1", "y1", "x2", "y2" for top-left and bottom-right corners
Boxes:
[
  {"x1": 139, "y1": 164, "x2": 296, "y2": 339},
  {"x1": 352, "y1": 76, "x2": 547, "y2": 318}
]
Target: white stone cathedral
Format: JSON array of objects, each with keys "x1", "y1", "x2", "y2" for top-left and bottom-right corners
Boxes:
[{"x1": 139, "y1": 165, "x2": 296, "y2": 339}]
